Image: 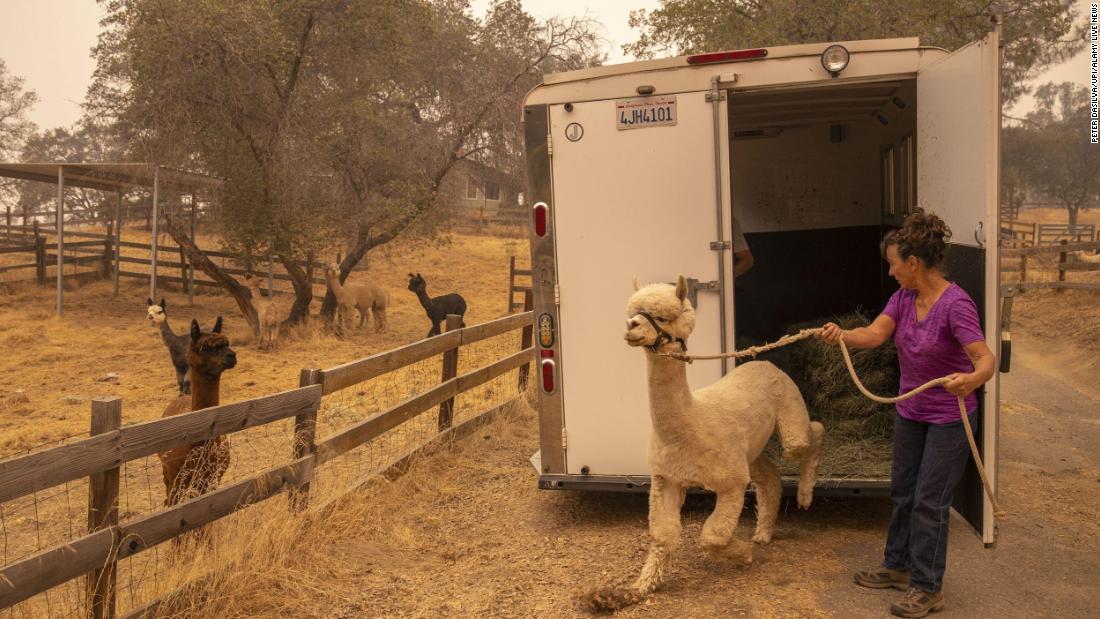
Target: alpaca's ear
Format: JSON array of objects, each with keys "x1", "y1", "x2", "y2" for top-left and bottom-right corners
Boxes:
[
  {"x1": 416, "y1": 272, "x2": 421, "y2": 278},
  {"x1": 675, "y1": 275, "x2": 688, "y2": 302},
  {"x1": 632, "y1": 276, "x2": 640, "y2": 292},
  {"x1": 190, "y1": 319, "x2": 201, "y2": 342},
  {"x1": 213, "y1": 316, "x2": 223, "y2": 333},
  {"x1": 159, "y1": 298, "x2": 166, "y2": 309},
  {"x1": 407, "y1": 273, "x2": 414, "y2": 278},
  {"x1": 147, "y1": 297, "x2": 153, "y2": 307}
]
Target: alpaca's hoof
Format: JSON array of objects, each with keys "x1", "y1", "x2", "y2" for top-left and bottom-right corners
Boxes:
[
  {"x1": 577, "y1": 585, "x2": 642, "y2": 613},
  {"x1": 751, "y1": 529, "x2": 772, "y2": 545},
  {"x1": 798, "y1": 488, "x2": 814, "y2": 510}
]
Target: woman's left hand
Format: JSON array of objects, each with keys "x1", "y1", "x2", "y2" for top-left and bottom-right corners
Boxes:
[{"x1": 943, "y1": 373, "x2": 979, "y2": 397}]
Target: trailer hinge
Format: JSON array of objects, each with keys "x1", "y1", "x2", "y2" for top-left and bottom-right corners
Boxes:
[
  {"x1": 710, "y1": 240, "x2": 731, "y2": 251},
  {"x1": 554, "y1": 283, "x2": 560, "y2": 305},
  {"x1": 685, "y1": 278, "x2": 719, "y2": 307},
  {"x1": 706, "y1": 75, "x2": 728, "y2": 102},
  {"x1": 561, "y1": 427, "x2": 567, "y2": 450},
  {"x1": 547, "y1": 132, "x2": 553, "y2": 158}
]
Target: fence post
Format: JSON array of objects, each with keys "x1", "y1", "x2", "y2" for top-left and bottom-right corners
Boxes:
[
  {"x1": 113, "y1": 190, "x2": 121, "y2": 298},
  {"x1": 507, "y1": 255, "x2": 516, "y2": 313},
  {"x1": 518, "y1": 289, "x2": 533, "y2": 392},
  {"x1": 1057, "y1": 239, "x2": 1068, "y2": 293},
  {"x1": 438, "y1": 315, "x2": 462, "y2": 431},
  {"x1": 188, "y1": 192, "x2": 196, "y2": 306},
  {"x1": 290, "y1": 368, "x2": 320, "y2": 511},
  {"x1": 1018, "y1": 251, "x2": 1027, "y2": 285},
  {"x1": 35, "y1": 236, "x2": 47, "y2": 285},
  {"x1": 87, "y1": 397, "x2": 121, "y2": 619},
  {"x1": 178, "y1": 245, "x2": 188, "y2": 294},
  {"x1": 102, "y1": 222, "x2": 114, "y2": 278}
]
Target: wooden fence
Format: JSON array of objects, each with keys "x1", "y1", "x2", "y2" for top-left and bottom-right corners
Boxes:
[
  {"x1": 999, "y1": 220, "x2": 1097, "y2": 247},
  {"x1": 1001, "y1": 239, "x2": 1100, "y2": 293},
  {"x1": 0, "y1": 305, "x2": 534, "y2": 617},
  {"x1": 506, "y1": 255, "x2": 532, "y2": 313},
  {"x1": 0, "y1": 223, "x2": 329, "y2": 301}
]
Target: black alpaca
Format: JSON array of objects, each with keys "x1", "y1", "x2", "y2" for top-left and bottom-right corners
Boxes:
[
  {"x1": 407, "y1": 273, "x2": 467, "y2": 338},
  {"x1": 146, "y1": 298, "x2": 191, "y2": 394}
]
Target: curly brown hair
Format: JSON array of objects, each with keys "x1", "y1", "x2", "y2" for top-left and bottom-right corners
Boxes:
[{"x1": 881, "y1": 210, "x2": 952, "y2": 269}]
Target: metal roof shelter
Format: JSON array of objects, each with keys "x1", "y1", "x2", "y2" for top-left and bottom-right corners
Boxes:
[{"x1": 0, "y1": 163, "x2": 224, "y2": 316}]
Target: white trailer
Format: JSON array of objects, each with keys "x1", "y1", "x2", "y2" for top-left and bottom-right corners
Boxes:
[{"x1": 523, "y1": 29, "x2": 1004, "y2": 544}]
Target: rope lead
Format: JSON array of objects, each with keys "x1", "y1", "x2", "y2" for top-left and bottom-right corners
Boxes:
[{"x1": 657, "y1": 327, "x2": 1006, "y2": 519}]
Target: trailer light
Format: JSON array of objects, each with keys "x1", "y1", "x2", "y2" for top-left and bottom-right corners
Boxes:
[
  {"x1": 538, "y1": 313, "x2": 555, "y2": 347},
  {"x1": 540, "y1": 349, "x2": 554, "y2": 358},
  {"x1": 541, "y1": 359, "x2": 556, "y2": 393},
  {"x1": 686, "y1": 48, "x2": 767, "y2": 65},
  {"x1": 821, "y1": 45, "x2": 850, "y2": 77},
  {"x1": 533, "y1": 201, "x2": 549, "y2": 237}
]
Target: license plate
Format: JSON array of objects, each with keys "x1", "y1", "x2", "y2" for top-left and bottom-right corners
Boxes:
[{"x1": 616, "y1": 95, "x2": 677, "y2": 130}]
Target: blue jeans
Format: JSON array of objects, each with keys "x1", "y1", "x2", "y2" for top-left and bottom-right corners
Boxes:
[{"x1": 883, "y1": 412, "x2": 973, "y2": 593}]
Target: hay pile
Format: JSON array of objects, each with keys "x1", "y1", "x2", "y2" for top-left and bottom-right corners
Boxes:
[{"x1": 753, "y1": 313, "x2": 898, "y2": 478}]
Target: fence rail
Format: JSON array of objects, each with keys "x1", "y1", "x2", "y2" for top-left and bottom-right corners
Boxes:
[
  {"x1": 1000, "y1": 239, "x2": 1100, "y2": 293},
  {"x1": 0, "y1": 224, "x2": 331, "y2": 308},
  {"x1": 999, "y1": 220, "x2": 1097, "y2": 247},
  {"x1": 0, "y1": 306, "x2": 535, "y2": 614},
  {"x1": 507, "y1": 255, "x2": 532, "y2": 313}
]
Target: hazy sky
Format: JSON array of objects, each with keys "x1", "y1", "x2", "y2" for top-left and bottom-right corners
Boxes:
[{"x1": 0, "y1": 0, "x2": 1092, "y2": 131}]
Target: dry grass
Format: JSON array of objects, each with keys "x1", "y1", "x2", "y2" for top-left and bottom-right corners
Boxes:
[
  {"x1": 3, "y1": 214, "x2": 1097, "y2": 616},
  {"x1": 0, "y1": 228, "x2": 531, "y2": 616},
  {"x1": 756, "y1": 313, "x2": 898, "y2": 479}
]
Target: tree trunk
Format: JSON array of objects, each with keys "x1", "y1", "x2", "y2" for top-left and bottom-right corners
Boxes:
[
  {"x1": 1068, "y1": 205, "x2": 1079, "y2": 227},
  {"x1": 280, "y1": 254, "x2": 315, "y2": 328},
  {"x1": 162, "y1": 210, "x2": 260, "y2": 333},
  {"x1": 319, "y1": 154, "x2": 461, "y2": 320}
]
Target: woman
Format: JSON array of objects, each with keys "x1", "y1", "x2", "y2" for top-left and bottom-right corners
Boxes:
[{"x1": 817, "y1": 211, "x2": 996, "y2": 618}]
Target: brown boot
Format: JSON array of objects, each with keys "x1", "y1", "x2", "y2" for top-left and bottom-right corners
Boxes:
[
  {"x1": 853, "y1": 566, "x2": 909, "y2": 590},
  {"x1": 890, "y1": 587, "x2": 945, "y2": 617}
]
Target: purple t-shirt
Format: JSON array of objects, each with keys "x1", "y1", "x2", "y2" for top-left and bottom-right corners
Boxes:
[{"x1": 880, "y1": 283, "x2": 985, "y2": 424}]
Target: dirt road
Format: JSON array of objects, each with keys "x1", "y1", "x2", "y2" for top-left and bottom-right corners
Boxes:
[{"x1": 227, "y1": 333, "x2": 1100, "y2": 618}]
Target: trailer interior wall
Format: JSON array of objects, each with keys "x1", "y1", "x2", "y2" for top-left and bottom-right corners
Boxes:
[{"x1": 729, "y1": 80, "x2": 917, "y2": 341}]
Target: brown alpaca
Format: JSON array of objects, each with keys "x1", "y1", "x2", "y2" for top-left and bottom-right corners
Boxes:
[
  {"x1": 159, "y1": 317, "x2": 237, "y2": 507},
  {"x1": 324, "y1": 264, "x2": 388, "y2": 333},
  {"x1": 245, "y1": 276, "x2": 280, "y2": 351}
]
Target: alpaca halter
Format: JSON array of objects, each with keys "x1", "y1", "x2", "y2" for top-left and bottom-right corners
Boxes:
[{"x1": 636, "y1": 311, "x2": 687, "y2": 354}]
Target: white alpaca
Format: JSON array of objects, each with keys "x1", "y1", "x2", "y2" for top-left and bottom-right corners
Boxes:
[
  {"x1": 1071, "y1": 250, "x2": 1100, "y2": 264},
  {"x1": 585, "y1": 276, "x2": 825, "y2": 611},
  {"x1": 245, "y1": 276, "x2": 280, "y2": 351}
]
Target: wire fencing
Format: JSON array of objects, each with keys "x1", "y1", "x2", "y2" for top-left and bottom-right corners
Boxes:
[{"x1": 0, "y1": 308, "x2": 533, "y2": 617}]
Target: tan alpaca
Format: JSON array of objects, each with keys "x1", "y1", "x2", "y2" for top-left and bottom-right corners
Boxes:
[
  {"x1": 245, "y1": 276, "x2": 280, "y2": 351},
  {"x1": 323, "y1": 264, "x2": 388, "y2": 333},
  {"x1": 585, "y1": 276, "x2": 825, "y2": 611}
]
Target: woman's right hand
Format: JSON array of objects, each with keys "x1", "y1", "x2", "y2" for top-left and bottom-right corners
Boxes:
[{"x1": 817, "y1": 322, "x2": 844, "y2": 345}]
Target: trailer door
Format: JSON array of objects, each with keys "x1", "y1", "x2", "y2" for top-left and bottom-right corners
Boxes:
[
  {"x1": 550, "y1": 92, "x2": 733, "y2": 476},
  {"x1": 917, "y1": 29, "x2": 1000, "y2": 544}
]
